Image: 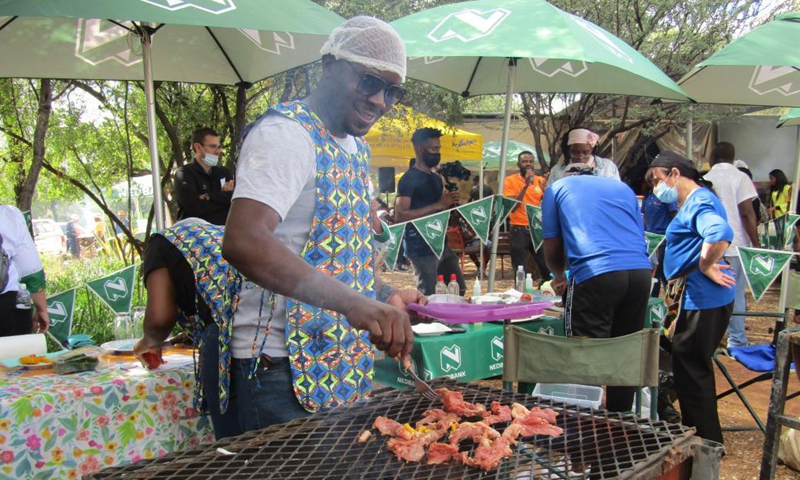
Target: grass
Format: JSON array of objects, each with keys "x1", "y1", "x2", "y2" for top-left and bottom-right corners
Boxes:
[{"x1": 42, "y1": 253, "x2": 145, "y2": 346}]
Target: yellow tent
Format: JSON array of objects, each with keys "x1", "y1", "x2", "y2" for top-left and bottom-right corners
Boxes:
[{"x1": 365, "y1": 106, "x2": 482, "y2": 168}]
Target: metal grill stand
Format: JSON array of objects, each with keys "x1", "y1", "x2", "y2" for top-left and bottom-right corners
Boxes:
[{"x1": 87, "y1": 380, "x2": 700, "y2": 479}]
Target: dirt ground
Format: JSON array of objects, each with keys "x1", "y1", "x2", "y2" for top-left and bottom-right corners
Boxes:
[{"x1": 380, "y1": 257, "x2": 800, "y2": 479}]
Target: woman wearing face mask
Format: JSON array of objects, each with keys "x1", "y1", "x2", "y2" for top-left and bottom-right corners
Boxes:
[
  {"x1": 547, "y1": 127, "x2": 620, "y2": 186},
  {"x1": 646, "y1": 151, "x2": 735, "y2": 446}
]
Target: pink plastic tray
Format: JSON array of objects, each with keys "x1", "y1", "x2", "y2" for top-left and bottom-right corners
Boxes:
[{"x1": 408, "y1": 301, "x2": 553, "y2": 324}]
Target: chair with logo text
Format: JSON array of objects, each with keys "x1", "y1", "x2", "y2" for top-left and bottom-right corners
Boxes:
[{"x1": 503, "y1": 324, "x2": 660, "y2": 419}]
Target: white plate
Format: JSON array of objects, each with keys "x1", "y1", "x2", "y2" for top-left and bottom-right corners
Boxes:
[
  {"x1": 412, "y1": 323, "x2": 453, "y2": 336},
  {"x1": 100, "y1": 339, "x2": 139, "y2": 354}
]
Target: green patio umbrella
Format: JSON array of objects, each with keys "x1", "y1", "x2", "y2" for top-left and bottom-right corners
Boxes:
[
  {"x1": 778, "y1": 108, "x2": 800, "y2": 128},
  {"x1": 481, "y1": 140, "x2": 550, "y2": 170},
  {"x1": 391, "y1": 0, "x2": 691, "y2": 289},
  {"x1": 679, "y1": 12, "x2": 800, "y2": 107},
  {"x1": 0, "y1": 0, "x2": 344, "y2": 228}
]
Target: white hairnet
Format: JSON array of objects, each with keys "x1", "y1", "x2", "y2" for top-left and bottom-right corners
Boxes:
[{"x1": 320, "y1": 16, "x2": 406, "y2": 82}]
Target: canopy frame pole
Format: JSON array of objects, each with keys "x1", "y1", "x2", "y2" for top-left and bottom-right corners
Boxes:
[
  {"x1": 488, "y1": 58, "x2": 517, "y2": 292},
  {"x1": 139, "y1": 25, "x2": 166, "y2": 230},
  {"x1": 778, "y1": 126, "x2": 800, "y2": 314}
]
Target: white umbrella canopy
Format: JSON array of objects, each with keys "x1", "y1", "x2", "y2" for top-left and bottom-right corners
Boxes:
[{"x1": 0, "y1": 0, "x2": 345, "y2": 228}]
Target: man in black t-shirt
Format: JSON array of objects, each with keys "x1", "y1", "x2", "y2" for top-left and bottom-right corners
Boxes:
[
  {"x1": 136, "y1": 221, "x2": 242, "y2": 440},
  {"x1": 395, "y1": 128, "x2": 465, "y2": 295},
  {"x1": 173, "y1": 128, "x2": 235, "y2": 225}
]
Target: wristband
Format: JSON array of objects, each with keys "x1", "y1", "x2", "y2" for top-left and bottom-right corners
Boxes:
[{"x1": 376, "y1": 284, "x2": 395, "y2": 303}]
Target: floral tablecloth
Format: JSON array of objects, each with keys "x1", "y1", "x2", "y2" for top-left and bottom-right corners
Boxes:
[{"x1": 0, "y1": 355, "x2": 214, "y2": 479}]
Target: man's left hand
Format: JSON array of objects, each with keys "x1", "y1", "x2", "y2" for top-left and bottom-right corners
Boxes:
[
  {"x1": 387, "y1": 288, "x2": 427, "y2": 311},
  {"x1": 32, "y1": 309, "x2": 49, "y2": 333},
  {"x1": 222, "y1": 180, "x2": 235, "y2": 192}
]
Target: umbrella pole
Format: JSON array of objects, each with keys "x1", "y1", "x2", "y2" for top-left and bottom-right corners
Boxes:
[
  {"x1": 778, "y1": 126, "x2": 800, "y2": 313},
  {"x1": 488, "y1": 59, "x2": 517, "y2": 292},
  {"x1": 141, "y1": 27, "x2": 166, "y2": 230},
  {"x1": 479, "y1": 160, "x2": 484, "y2": 282},
  {"x1": 685, "y1": 110, "x2": 693, "y2": 161}
]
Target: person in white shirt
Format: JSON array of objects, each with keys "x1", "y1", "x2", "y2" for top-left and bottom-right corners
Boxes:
[{"x1": 703, "y1": 142, "x2": 760, "y2": 348}]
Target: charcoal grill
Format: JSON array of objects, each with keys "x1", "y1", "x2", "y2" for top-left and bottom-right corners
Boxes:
[{"x1": 86, "y1": 380, "x2": 697, "y2": 479}]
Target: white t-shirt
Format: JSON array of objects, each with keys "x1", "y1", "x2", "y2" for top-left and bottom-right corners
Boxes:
[
  {"x1": 703, "y1": 163, "x2": 758, "y2": 256},
  {"x1": 230, "y1": 111, "x2": 358, "y2": 359},
  {"x1": 0, "y1": 206, "x2": 43, "y2": 295}
]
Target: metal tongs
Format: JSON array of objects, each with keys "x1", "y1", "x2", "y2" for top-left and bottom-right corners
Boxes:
[{"x1": 401, "y1": 355, "x2": 440, "y2": 402}]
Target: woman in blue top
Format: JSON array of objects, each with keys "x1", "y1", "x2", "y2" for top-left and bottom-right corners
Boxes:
[
  {"x1": 647, "y1": 152, "x2": 735, "y2": 446},
  {"x1": 642, "y1": 177, "x2": 678, "y2": 296}
]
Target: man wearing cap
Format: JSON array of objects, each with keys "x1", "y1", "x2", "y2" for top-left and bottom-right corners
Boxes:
[
  {"x1": 220, "y1": 17, "x2": 424, "y2": 432},
  {"x1": 541, "y1": 163, "x2": 652, "y2": 413},
  {"x1": 548, "y1": 127, "x2": 619, "y2": 186},
  {"x1": 703, "y1": 141, "x2": 759, "y2": 349},
  {"x1": 503, "y1": 150, "x2": 550, "y2": 284}
]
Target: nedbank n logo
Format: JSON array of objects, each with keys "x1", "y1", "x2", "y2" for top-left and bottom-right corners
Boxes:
[
  {"x1": 427, "y1": 8, "x2": 510, "y2": 43},
  {"x1": 141, "y1": 0, "x2": 237, "y2": 14},
  {"x1": 75, "y1": 19, "x2": 140, "y2": 67},
  {"x1": 750, "y1": 254, "x2": 775, "y2": 276},
  {"x1": 490, "y1": 336, "x2": 503, "y2": 362},
  {"x1": 440, "y1": 345, "x2": 462, "y2": 372},
  {"x1": 749, "y1": 66, "x2": 800, "y2": 97}
]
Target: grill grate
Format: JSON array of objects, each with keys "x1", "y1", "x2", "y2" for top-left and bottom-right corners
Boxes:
[{"x1": 86, "y1": 380, "x2": 696, "y2": 479}]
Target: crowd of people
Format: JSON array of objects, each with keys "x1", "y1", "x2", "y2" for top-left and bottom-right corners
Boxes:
[{"x1": 3, "y1": 15, "x2": 798, "y2": 462}]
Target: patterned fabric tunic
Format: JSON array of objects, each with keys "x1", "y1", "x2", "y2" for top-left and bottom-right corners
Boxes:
[
  {"x1": 275, "y1": 101, "x2": 376, "y2": 413},
  {"x1": 159, "y1": 223, "x2": 242, "y2": 414}
]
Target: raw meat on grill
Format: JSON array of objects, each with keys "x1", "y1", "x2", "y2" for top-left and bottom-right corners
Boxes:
[
  {"x1": 373, "y1": 416, "x2": 404, "y2": 437},
  {"x1": 387, "y1": 437, "x2": 426, "y2": 463},
  {"x1": 415, "y1": 408, "x2": 460, "y2": 432},
  {"x1": 461, "y1": 436, "x2": 515, "y2": 471},
  {"x1": 426, "y1": 442, "x2": 460, "y2": 464},
  {"x1": 484, "y1": 401, "x2": 513, "y2": 425},
  {"x1": 449, "y1": 421, "x2": 501, "y2": 446},
  {"x1": 437, "y1": 388, "x2": 488, "y2": 418}
]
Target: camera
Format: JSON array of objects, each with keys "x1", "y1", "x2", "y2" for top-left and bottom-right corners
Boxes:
[{"x1": 438, "y1": 161, "x2": 472, "y2": 192}]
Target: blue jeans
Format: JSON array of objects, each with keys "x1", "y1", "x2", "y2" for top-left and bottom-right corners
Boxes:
[
  {"x1": 725, "y1": 256, "x2": 749, "y2": 347},
  {"x1": 231, "y1": 356, "x2": 311, "y2": 432},
  {"x1": 200, "y1": 323, "x2": 244, "y2": 439}
]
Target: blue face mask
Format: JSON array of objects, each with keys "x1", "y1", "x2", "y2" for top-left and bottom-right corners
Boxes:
[
  {"x1": 653, "y1": 173, "x2": 678, "y2": 204},
  {"x1": 203, "y1": 153, "x2": 219, "y2": 167}
]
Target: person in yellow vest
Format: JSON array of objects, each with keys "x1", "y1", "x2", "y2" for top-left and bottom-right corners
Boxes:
[{"x1": 768, "y1": 169, "x2": 792, "y2": 219}]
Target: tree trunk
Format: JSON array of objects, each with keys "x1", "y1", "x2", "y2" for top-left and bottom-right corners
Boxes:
[
  {"x1": 17, "y1": 79, "x2": 52, "y2": 211},
  {"x1": 229, "y1": 81, "x2": 251, "y2": 167}
]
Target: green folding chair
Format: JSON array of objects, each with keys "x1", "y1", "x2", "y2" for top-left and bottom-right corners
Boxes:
[{"x1": 503, "y1": 325, "x2": 661, "y2": 419}]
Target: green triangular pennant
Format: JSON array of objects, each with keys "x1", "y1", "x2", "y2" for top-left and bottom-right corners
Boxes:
[
  {"x1": 22, "y1": 210, "x2": 33, "y2": 236},
  {"x1": 383, "y1": 224, "x2": 406, "y2": 271},
  {"x1": 644, "y1": 232, "x2": 666, "y2": 259},
  {"x1": 737, "y1": 246, "x2": 794, "y2": 301},
  {"x1": 46, "y1": 289, "x2": 75, "y2": 344},
  {"x1": 526, "y1": 205, "x2": 543, "y2": 251},
  {"x1": 410, "y1": 210, "x2": 451, "y2": 259},
  {"x1": 492, "y1": 195, "x2": 518, "y2": 229},
  {"x1": 457, "y1": 196, "x2": 494, "y2": 244},
  {"x1": 784, "y1": 213, "x2": 800, "y2": 249},
  {"x1": 85, "y1": 264, "x2": 137, "y2": 314}
]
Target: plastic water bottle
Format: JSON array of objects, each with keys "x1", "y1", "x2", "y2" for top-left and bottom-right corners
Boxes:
[
  {"x1": 435, "y1": 275, "x2": 447, "y2": 296},
  {"x1": 524, "y1": 274, "x2": 534, "y2": 295},
  {"x1": 16, "y1": 283, "x2": 32, "y2": 310},
  {"x1": 472, "y1": 278, "x2": 482, "y2": 299},
  {"x1": 515, "y1": 266, "x2": 525, "y2": 292},
  {"x1": 447, "y1": 274, "x2": 459, "y2": 297}
]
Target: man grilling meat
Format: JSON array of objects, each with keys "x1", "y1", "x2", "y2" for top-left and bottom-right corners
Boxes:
[{"x1": 219, "y1": 17, "x2": 424, "y2": 431}]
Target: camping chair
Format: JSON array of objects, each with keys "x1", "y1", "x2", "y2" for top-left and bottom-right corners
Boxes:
[
  {"x1": 712, "y1": 311, "x2": 797, "y2": 433},
  {"x1": 713, "y1": 271, "x2": 800, "y2": 433},
  {"x1": 503, "y1": 324, "x2": 661, "y2": 419}
]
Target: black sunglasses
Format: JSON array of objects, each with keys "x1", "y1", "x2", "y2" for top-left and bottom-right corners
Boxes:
[{"x1": 342, "y1": 61, "x2": 405, "y2": 106}]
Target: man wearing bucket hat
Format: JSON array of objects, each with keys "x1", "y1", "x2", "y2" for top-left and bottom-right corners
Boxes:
[{"x1": 220, "y1": 16, "x2": 425, "y2": 432}]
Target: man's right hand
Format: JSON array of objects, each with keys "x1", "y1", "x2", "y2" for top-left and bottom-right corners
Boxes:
[
  {"x1": 344, "y1": 299, "x2": 414, "y2": 358},
  {"x1": 524, "y1": 168, "x2": 535, "y2": 185},
  {"x1": 438, "y1": 191, "x2": 460, "y2": 210}
]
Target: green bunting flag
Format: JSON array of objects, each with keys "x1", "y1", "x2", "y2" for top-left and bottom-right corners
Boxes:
[
  {"x1": 457, "y1": 196, "x2": 494, "y2": 244},
  {"x1": 492, "y1": 196, "x2": 518, "y2": 230},
  {"x1": 645, "y1": 232, "x2": 666, "y2": 259},
  {"x1": 382, "y1": 224, "x2": 406, "y2": 271},
  {"x1": 411, "y1": 210, "x2": 451, "y2": 259},
  {"x1": 737, "y1": 246, "x2": 794, "y2": 301},
  {"x1": 46, "y1": 289, "x2": 75, "y2": 344},
  {"x1": 525, "y1": 205, "x2": 543, "y2": 251},
  {"x1": 86, "y1": 264, "x2": 137, "y2": 315},
  {"x1": 22, "y1": 210, "x2": 33, "y2": 236},
  {"x1": 784, "y1": 213, "x2": 800, "y2": 248}
]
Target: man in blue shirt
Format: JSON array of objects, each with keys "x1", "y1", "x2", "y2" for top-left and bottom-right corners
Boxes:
[
  {"x1": 542, "y1": 163, "x2": 652, "y2": 413},
  {"x1": 642, "y1": 179, "x2": 678, "y2": 296}
]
